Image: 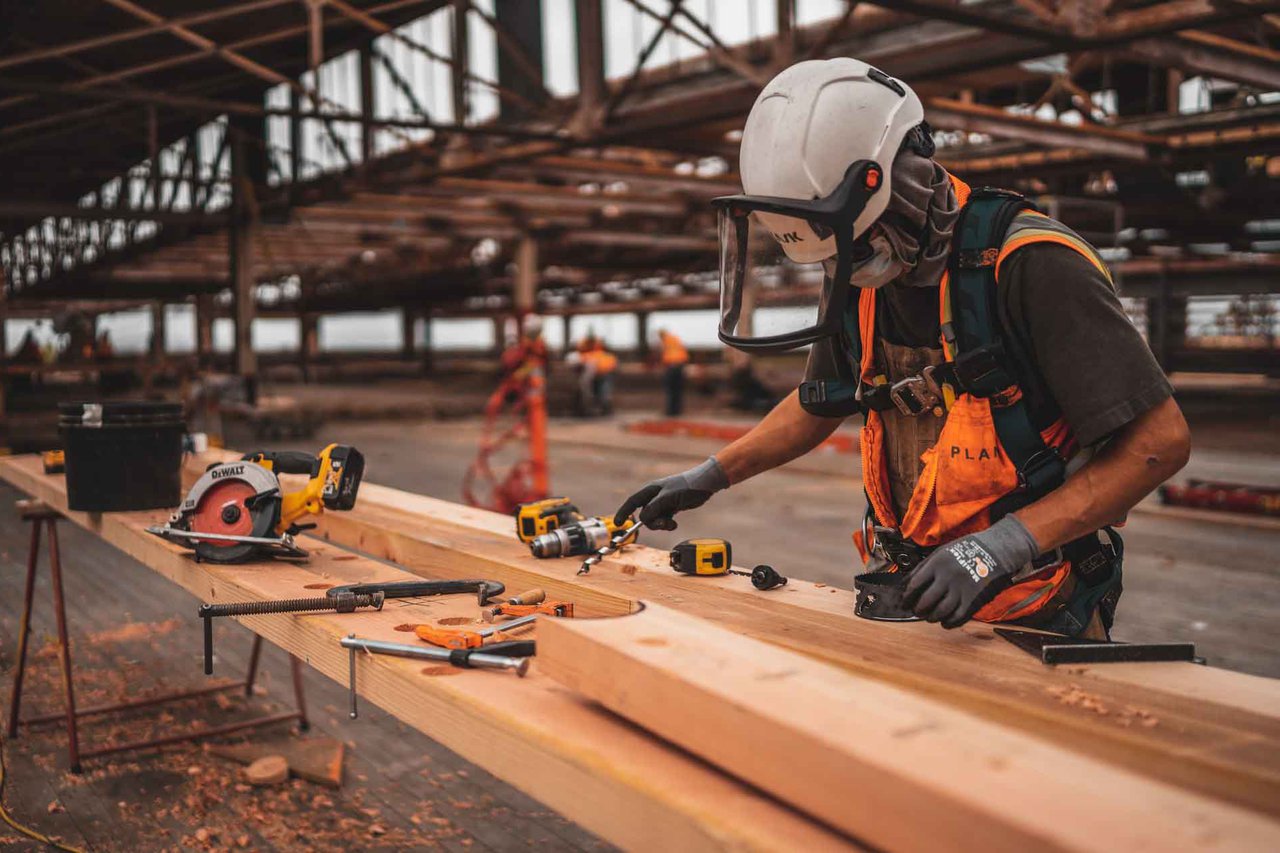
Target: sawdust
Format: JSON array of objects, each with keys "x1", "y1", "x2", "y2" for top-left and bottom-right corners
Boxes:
[
  {"x1": 85, "y1": 618, "x2": 182, "y2": 646},
  {"x1": 1045, "y1": 684, "x2": 1161, "y2": 728},
  {"x1": 333, "y1": 555, "x2": 358, "y2": 561},
  {"x1": 420, "y1": 666, "x2": 462, "y2": 677},
  {"x1": 304, "y1": 583, "x2": 333, "y2": 590},
  {"x1": 619, "y1": 564, "x2": 638, "y2": 576},
  {"x1": 436, "y1": 617, "x2": 474, "y2": 626},
  {"x1": 393, "y1": 623, "x2": 417, "y2": 632}
]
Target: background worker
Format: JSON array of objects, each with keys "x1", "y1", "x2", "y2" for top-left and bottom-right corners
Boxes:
[
  {"x1": 589, "y1": 337, "x2": 618, "y2": 416},
  {"x1": 657, "y1": 328, "x2": 689, "y2": 416},
  {"x1": 616, "y1": 58, "x2": 1190, "y2": 639},
  {"x1": 566, "y1": 333, "x2": 597, "y2": 417}
]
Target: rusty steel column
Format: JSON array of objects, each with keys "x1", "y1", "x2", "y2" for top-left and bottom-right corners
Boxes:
[
  {"x1": 573, "y1": 0, "x2": 605, "y2": 131},
  {"x1": 494, "y1": 0, "x2": 544, "y2": 123},
  {"x1": 451, "y1": 0, "x2": 470, "y2": 124},
  {"x1": 360, "y1": 42, "x2": 376, "y2": 163},
  {"x1": 514, "y1": 233, "x2": 538, "y2": 315},
  {"x1": 195, "y1": 294, "x2": 214, "y2": 368},
  {"x1": 228, "y1": 118, "x2": 262, "y2": 404},
  {"x1": 150, "y1": 301, "x2": 166, "y2": 360}
]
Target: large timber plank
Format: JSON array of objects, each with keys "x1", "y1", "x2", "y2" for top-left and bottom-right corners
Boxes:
[
  {"x1": 539, "y1": 603, "x2": 1280, "y2": 851},
  {"x1": 0, "y1": 454, "x2": 853, "y2": 852},
  {"x1": 195, "y1": 453, "x2": 1280, "y2": 818}
]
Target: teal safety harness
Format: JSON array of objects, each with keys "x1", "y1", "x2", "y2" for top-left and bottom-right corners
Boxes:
[
  {"x1": 800, "y1": 187, "x2": 1066, "y2": 510},
  {"x1": 797, "y1": 188, "x2": 1124, "y2": 636}
]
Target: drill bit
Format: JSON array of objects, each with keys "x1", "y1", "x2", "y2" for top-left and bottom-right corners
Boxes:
[{"x1": 578, "y1": 520, "x2": 643, "y2": 575}]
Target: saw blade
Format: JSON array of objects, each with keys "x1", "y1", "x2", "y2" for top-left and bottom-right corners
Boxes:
[{"x1": 187, "y1": 477, "x2": 279, "y2": 563}]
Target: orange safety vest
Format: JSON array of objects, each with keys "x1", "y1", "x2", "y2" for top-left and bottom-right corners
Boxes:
[
  {"x1": 593, "y1": 349, "x2": 619, "y2": 374},
  {"x1": 660, "y1": 333, "x2": 689, "y2": 366},
  {"x1": 859, "y1": 174, "x2": 1109, "y2": 624}
]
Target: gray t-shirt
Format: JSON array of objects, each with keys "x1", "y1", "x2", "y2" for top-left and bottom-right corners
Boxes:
[{"x1": 830, "y1": 242, "x2": 1172, "y2": 447}]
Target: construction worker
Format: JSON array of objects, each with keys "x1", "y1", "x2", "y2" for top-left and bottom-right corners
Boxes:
[
  {"x1": 567, "y1": 333, "x2": 598, "y2": 416},
  {"x1": 657, "y1": 329, "x2": 689, "y2": 416},
  {"x1": 589, "y1": 338, "x2": 619, "y2": 416},
  {"x1": 616, "y1": 59, "x2": 1190, "y2": 639}
]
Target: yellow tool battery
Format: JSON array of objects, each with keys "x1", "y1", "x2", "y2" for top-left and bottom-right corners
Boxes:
[
  {"x1": 669, "y1": 538, "x2": 732, "y2": 576},
  {"x1": 42, "y1": 450, "x2": 66, "y2": 474},
  {"x1": 514, "y1": 496, "x2": 583, "y2": 543}
]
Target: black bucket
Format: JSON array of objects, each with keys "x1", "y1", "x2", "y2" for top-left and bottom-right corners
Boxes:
[{"x1": 58, "y1": 402, "x2": 186, "y2": 512}]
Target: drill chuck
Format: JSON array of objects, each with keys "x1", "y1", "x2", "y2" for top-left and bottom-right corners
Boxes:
[{"x1": 529, "y1": 518, "x2": 613, "y2": 558}]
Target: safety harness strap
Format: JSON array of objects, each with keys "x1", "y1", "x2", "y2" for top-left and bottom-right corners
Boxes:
[{"x1": 948, "y1": 188, "x2": 1067, "y2": 510}]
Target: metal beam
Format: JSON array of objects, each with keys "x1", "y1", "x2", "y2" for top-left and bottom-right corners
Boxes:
[
  {"x1": 0, "y1": 200, "x2": 228, "y2": 225},
  {"x1": 573, "y1": 0, "x2": 606, "y2": 131},
  {"x1": 0, "y1": 0, "x2": 297, "y2": 72},
  {"x1": 1125, "y1": 34, "x2": 1280, "y2": 91},
  {"x1": 0, "y1": 77, "x2": 561, "y2": 141},
  {"x1": 452, "y1": 0, "x2": 471, "y2": 124},
  {"x1": 924, "y1": 97, "x2": 1159, "y2": 160}
]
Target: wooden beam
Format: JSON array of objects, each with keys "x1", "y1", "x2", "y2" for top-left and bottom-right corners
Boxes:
[
  {"x1": 0, "y1": 454, "x2": 850, "y2": 852},
  {"x1": 539, "y1": 603, "x2": 1280, "y2": 851},
  {"x1": 233, "y1": 458, "x2": 1280, "y2": 818}
]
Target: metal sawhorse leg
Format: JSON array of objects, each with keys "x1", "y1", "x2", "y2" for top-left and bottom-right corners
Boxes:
[{"x1": 5, "y1": 500, "x2": 309, "y2": 773}]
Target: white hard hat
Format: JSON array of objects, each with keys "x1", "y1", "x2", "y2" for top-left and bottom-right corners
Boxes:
[{"x1": 739, "y1": 58, "x2": 925, "y2": 263}]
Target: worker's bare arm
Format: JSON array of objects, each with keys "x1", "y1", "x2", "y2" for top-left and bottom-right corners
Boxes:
[
  {"x1": 1015, "y1": 396, "x2": 1191, "y2": 552},
  {"x1": 716, "y1": 390, "x2": 847, "y2": 485}
]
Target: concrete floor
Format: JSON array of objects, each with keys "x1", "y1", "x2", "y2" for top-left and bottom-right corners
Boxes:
[{"x1": 258, "y1": 414, "x2": 1280, "y2": 679}]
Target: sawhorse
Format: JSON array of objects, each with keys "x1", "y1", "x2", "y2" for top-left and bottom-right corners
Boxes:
[{"x1": 5, "y1": 499, "x2": 309, "y2": 772}]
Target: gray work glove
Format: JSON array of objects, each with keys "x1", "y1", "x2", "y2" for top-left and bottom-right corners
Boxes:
[
  {"x1": 901, "y1": 515, "x2": 1041, "y2": 629},
  {"x1": 614, "y1": 456, "x2": 729, "y2": 531}
]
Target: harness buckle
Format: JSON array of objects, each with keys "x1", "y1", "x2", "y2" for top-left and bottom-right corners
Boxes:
[
  {"x1": 1018, "y1": 448, "x2": 1065, "y2": 494},
  {"x1": 871, "y1": 525, "x2": 933, "y2": 571},
  {"x1": 888, "y1": 375, "x2": 941, "y2": 417}
]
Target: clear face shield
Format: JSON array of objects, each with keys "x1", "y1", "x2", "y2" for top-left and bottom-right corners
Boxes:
[{"x1": 714, "y1": 160, "x2": 884, "y2": 352}]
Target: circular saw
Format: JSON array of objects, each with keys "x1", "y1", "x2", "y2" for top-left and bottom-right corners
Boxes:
[{"x1": 148, "y1": 443, "x2": 365, "y2": 563}]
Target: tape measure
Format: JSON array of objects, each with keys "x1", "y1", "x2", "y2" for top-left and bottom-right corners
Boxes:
[
  {"x1": 669, "y1": 538, "x2": 788, "y2": 590},
  {"x1": 669, "y1": 538, "x2": 731, "y2": 576}
]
